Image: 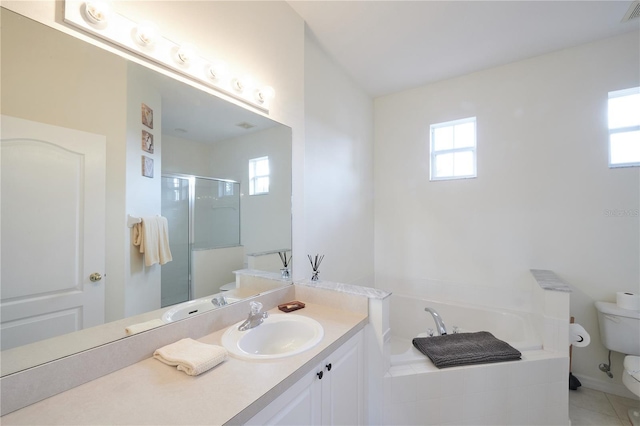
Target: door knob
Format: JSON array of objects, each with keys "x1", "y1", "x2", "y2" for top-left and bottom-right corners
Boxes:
[{"x1": 89, "y1": 273, "x2": 102, "y2": 282}]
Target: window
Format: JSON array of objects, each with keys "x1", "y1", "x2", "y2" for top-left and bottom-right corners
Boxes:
[
  {"x1": 608, "y1": 87, "x2": 640, "y2": 168},
  {"x1": 249, "y1": 156, "x2": 270, "y2": 195},
  {"x1": 430, "y1": 117, "x2": 477, "y2": 180}
]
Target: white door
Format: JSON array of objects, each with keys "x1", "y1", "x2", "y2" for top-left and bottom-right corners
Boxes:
[{"x1": 0, "y1": 115, "x2": 106, "y2": 350}]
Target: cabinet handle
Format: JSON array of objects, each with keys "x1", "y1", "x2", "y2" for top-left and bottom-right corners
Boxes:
[
  {"x1": 326, "y1": 363, "x2": 332, "y2": 371},
  {"x1": 317, "y1": 371, "x2": 323, "y2": 380}
]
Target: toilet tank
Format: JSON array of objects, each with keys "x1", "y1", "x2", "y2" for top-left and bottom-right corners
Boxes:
[{"x1": 595, "y1": 302, "x2": 640, "y2": 356}]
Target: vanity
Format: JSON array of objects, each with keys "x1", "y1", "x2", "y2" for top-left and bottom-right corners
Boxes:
[{"x1": 0, "y1": 281, "x2": 392, "y2": 425}]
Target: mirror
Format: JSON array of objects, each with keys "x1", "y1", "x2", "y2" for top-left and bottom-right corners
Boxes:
[{"x1": 0, "y1": 9, "x2": 292, "y2": 376}]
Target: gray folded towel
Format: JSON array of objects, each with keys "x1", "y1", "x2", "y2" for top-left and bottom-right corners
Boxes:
[{"x1": 412, "y1": 331, "x2": 521, "y2": 368}]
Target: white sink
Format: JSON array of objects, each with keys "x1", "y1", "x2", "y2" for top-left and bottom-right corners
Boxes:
[
  {"x1": 222, "y1": 314, "x2": 324, "y2": 359},
  {"x1": 162, "y1": 295, "x2": 243, "y2": 323},
  {"x1": 162, "y1": 299, "x2": 216, "y2": 323}
]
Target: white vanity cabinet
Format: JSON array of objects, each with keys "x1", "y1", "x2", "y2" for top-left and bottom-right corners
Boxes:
[{"x1": 246, "y1": 330, "x2": 364, "y2": 425}]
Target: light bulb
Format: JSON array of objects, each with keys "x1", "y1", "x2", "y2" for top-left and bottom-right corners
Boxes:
[
  {"x1": 231, "y1": 78, "x2": 245, "y2": 93},
  {"x1": 206, "y1": 62, "x2": 228, "y2": 82},
  {"x1": 256, "y1": 86, "x2": 275, "y2": 104},
  {"x1": 174, "y1": 43, "x2": 195, "y2": 66},
  {"x1": 83, "y1": 0, "x2": 111, "y2": 25},
  {"x1": 134, "y1": 21, "x2": 159, "y2": 47},
  {"x1": 233, "y1": 75, "x2": 255, "y2": 94}
]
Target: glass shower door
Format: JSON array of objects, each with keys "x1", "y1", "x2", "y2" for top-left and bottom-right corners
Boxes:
[
  {"x1": 161, "y1": 176, "x2": 191, "y2": 307},
  {"x1": 193, "y1": 178, "x2": 240, "y2": 249}
]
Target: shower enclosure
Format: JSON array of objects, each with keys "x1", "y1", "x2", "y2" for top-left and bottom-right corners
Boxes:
[{"x1": 160, "y1": 174, "x2": 241, "y2": 308}]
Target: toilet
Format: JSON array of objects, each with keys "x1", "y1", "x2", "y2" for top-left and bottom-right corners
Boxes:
[{"x1": 595, "y1": 301, "x2": 640, "y2": 424}]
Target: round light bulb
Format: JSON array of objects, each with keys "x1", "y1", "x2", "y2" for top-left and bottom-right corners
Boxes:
[
  {"x1": 134, "y1": 21, "x2": 159, "y2": 47},
  {"x1": 206, "y1": 62, "x2": 228, "y2": 82},
  {"x1": 83, "y1": 0, "x2": 111, "y2": 25},
  {"x1": 174, "y1": 43, "x2": 195, "y2": 66},
  {"x1": 256, "y1": 86, "x2": 275, "y2": 104},
  {"x1": 231, "y1": 78, "x2": 245, "y2": 93}
]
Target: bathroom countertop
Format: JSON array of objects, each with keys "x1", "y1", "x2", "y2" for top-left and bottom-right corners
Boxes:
[{"x1": 1, "y1": 303, "x2": 368, "y2": 425}]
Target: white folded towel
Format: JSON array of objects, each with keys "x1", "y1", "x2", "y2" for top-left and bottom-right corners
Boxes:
[
  {"x1": 125, "y1": 319, "x2": 165, "y2": 335},
  {"x1": 132, "y1": 216, "x2": 173, "y2": 267},
  {"x1": 153, "y1": 338, "x2": 228, "y2": 376}
]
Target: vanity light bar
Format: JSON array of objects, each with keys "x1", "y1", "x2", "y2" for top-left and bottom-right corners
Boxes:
[{"x1": 64, "y1": 0, "x2": 274, "y2": 113}]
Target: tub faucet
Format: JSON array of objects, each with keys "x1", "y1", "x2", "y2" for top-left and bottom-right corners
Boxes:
[
  {"x1": 238, "y1": 301, "x2": 269, "y2": 331},
  {"x1": 424, "y1": 307, "x2": 447, "y2": 335},
  {"x1": 211, "y1": 296, "x2": 227, "y2": 307}
]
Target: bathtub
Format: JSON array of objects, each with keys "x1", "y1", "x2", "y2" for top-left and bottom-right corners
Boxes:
[
  {"x1": 383, "y1": 293, "x2": 569, "y2": 425},
  {"x1": 382, "y1": 293, "x2": 571, "y2": 426},
  {"x1": 389, "y1": 294, "x2": 542, "y2": 366}
]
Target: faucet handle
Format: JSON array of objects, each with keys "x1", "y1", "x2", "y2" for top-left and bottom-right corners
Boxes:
[
  {"x1": 427, "y1": 328, "x2": 434, "y2": 337},
  {"x1": 250, "y1": 301, "x2": 263, "y2": 314}
]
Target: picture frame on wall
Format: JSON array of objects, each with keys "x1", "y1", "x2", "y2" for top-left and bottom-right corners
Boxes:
[
  {"x1": 142, "y1": 130, "x2": 154, "y2": 154},
  {"x1": 142, "y1": 155, "x2": 154, "y2": 178},
  {"x1": 141, "y1": 103, "x2": 153, "y2": 129}
]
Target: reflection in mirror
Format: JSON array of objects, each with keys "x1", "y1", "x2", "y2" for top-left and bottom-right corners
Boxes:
[
  {"x1": 0, "y1": 9, "x2": 292, "y2": 376},
  {"x1": 161, "y1": 174, "x2": 243, "y2": 307}
]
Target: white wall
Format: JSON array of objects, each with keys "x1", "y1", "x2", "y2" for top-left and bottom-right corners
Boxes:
[
  {"x1": 304, "y1": 29, "x2": 375, "y2": 286},
  {"x1": 192, "y1": 246, "x2": 245, "y2": 298},
  {"x1": 374, "y1": 31, "x2": 640, "y2": 395},
  {"x1": 162, "y1": 134, "x2": 213, "y2": 177},
  {"x1": 210, "y1": 126, "x2": 293, "y2": 256},
  {"x1": 123, "y1": 63, "x2": 163, "y2": 318}
]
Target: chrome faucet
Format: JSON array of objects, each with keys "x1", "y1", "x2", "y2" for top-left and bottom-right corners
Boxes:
[
  {"x1": 424, "y1": 307, "x2": 447, "y2": 335},
  {"x1": 211, "y1": 296, "x2": 227, "y2": 307},
  {"x1": 238, "y1": 301, "x2": 269, "y2": 331}
]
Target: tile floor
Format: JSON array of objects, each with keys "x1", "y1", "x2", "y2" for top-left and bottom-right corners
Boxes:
[{"x1": 569, "y1": 387, "x2": 640, "y2": 426}]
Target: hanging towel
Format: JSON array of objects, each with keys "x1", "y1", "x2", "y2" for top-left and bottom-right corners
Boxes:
[
  {"x1": 412, "y1": 331, "x2": 521, "y2": 368},
  {"x1": 153, "y1": 338, "x2": 228, "y2": 376},
  {"x1": 132, "y1": 216, "x2": 173, "y2": 267}
]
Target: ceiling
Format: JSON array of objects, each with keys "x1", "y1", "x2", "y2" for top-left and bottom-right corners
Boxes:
[{"x1": 288, "y1": 1, "x2": 640, "y2": 97}]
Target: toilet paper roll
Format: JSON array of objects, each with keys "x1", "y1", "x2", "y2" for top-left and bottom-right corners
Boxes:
[
  {"x1": 569, "y1": 323, "x2": 590, "y2": 348},
  {"x1": 616, "y1": 292, "x2": 640, "y2": 311}
]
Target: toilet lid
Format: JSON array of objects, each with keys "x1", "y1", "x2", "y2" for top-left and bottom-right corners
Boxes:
[
  {"x1": 625, "y1": 356, "x2": 640, "y2": 382},
  {"x1": 595, "y1": 302, "x2": 640, "y2": 320}
]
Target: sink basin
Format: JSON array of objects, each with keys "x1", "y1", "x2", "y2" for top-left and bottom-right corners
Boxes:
[
  {"x1": 222, "y1": 314, "x2": 324, "y2": 359},
  {"x1": 162, "y1": 299, "x2": 216, "y2": 323},
  {"x1": 162, "y1": 295, "x2": 242, "y2": 323}
]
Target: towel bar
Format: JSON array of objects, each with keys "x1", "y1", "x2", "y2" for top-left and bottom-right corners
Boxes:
[{"x1": 127, "y1": 215, "x2": 142, "y2": 228}]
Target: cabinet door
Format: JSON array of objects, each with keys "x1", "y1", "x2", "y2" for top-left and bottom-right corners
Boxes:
[
  {"x1": 321, "y1": 331, "x2": 364, "y2": 425},
  {"x1": 245, "y1": 367, "x2": 321, "y2": 426},
  {"x1": 246, "y1": 329, "x2": 364, "y2": 426}
]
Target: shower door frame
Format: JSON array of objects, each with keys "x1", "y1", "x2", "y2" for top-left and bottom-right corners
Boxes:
[
  {"x1": 161, "y1": 173, "x2": 193, "y2": 306},
  {"x1": 161, "y1": 173, "x2": 241, "y2": 305}
]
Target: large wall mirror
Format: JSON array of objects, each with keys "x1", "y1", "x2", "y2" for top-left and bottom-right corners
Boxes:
[{"x1": 0, "y1": 9, "x2": 292, "y2": 376}]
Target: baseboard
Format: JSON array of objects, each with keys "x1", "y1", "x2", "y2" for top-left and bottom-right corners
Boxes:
[{"x1": 576, "y1": 375, "x2": 640, "y2": 400}]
